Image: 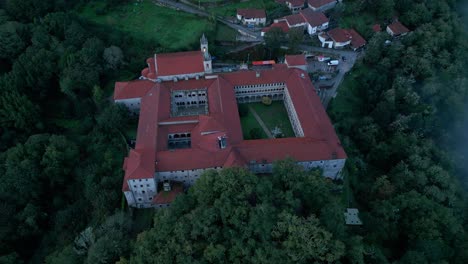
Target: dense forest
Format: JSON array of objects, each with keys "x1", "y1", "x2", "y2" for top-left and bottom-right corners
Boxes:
[{"x1": 0, "y1": 0, "x2": 467, "y2": 263}]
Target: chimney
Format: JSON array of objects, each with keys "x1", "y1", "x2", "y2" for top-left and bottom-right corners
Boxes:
[{"x1": 256, "y1": 71, "x2": 260, "y2": 78}]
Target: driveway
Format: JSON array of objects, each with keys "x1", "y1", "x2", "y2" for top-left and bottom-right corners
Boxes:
[{"x1": 299, "y1": 44, "x2": 361, "y2": 108}]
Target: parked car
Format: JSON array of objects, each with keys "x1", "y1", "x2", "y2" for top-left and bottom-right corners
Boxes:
[
  {"x1": 342, "y1": 56, "x2": 346, "y2": 61},
  {"x1": 327, "y1": 60, "x2": 339, "y2": 66}
]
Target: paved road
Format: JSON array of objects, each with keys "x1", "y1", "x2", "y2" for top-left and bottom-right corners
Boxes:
[
  {"x1": 248, "y1": 106, "x2": 274, "y2": 138},
  {"x1": 153, "y1": 0, "x2": 262, "y2": 41},
  {"x1": 299, "y1": 44, "x2": 362, "y2": 108}
]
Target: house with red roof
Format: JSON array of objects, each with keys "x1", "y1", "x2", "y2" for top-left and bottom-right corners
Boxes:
[
  {"x1": 386, "y1": 21, "x2": 409, "y2": 37},
  {"x1": 285, "y1": 54, "x2": 308, "y2": 71},
  {"x1": 300, "y1": 8, "x2": 329, "y2": 35},
  {"x1": 318, "y1": 28, "x2": 366, "y2": 50},
  {"x1": 308, "y1": 0, "x2": 337, "y2": 12},
  {"x1": 236, "y1": 8, "x2": 266, "y2": 26},
  {"x1": 115, "y1": 36, "x2": 347, "y2": 208},
  {"x1": 285, "y1": 0, "x2": 305, "y2": 13},
  {"x1": 372, "y1": 24, "x2": 382, "y2": 33},
  {"x1": 262, "y1": 8, "x2": 329, "y2": 36},
  {"x1": 261, "y1": 21, "x2": 290, "y2": 36}
]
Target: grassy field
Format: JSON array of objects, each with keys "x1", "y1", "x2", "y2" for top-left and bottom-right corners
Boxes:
[
  {"x1": 328, "y1": 66, "x2": 367, "y2": 119},
  {"x1": 77, "y1": 0, "x2": 234, "y2": 51},
  {"x1": 249, "y1": 102, "x2": 295, "y2": 137},
  {"x1": 208, "y1": 0, "x2": 278, "y2": 17},
  {"x1": 239, "y1": 105, "x2": 268, "y2": 140}
]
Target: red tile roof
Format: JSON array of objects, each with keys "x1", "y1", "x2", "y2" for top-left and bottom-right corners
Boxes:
[
  {"x1": 113, "y1": 80, "x2": 154, "y2": 100},
  {"x1": 327, "y1": 28, "x2": 352, "y2": 43},
  {"x1": 142, "y1": 51, "x2": 205, "y2": 79},
  {"x1": 285, "y1": 13, "x2": 306, "y2": 26},
  {"x1": 262, "y1": 21, "x2": 290, "y2": 33},
  {"x1": 308, "y1": 0, "x2": 336, "y2": 9},
  {"x1": 287, "y1": 0, "x2": 305, "y2": 7},
  {"x1": 237, "y1": 8, "x2": 266, "y2": 19},
  {"x1": 300, "y1": 9, "x2": 328, "y2": 27},
  {"x1": 387, "y1": 21, "x2": 409, "y2": 36},
  {"x1": 285, "y1": 54, "x2": 307, "y2": 66},
  {"x1": 117, "y1": 58, "x2": 346, "y2": 192},
  {"x1": 372, "y1": 24, "x2": 381, "y2": 32},
  {"x1": 348, "y1": 29, "x2": 367, "y2": 50}
]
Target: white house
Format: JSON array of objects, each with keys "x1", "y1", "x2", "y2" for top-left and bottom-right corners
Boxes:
[
  {"x1": 285, "y1": 0, "x2": 305, "y2": 13},
  {"x1": 300, "y1": 8, "x2": 329, "y2": 35},
  {"x1": 267, "y1": 8, "x2": 329, "y2": 36},
  {"x1": 318, "y1": 28, "x2": 366, "y2": 50},
  {"x1": 236, "y1": 9, "x2": 266, "y2": 26}
]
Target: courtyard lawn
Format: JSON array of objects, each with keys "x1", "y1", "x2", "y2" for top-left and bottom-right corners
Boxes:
[
  {"x1": 249, "y1": 101, "x2": 295, "y2": 138},
  {"x1": 239, "y1": 107, "x2": 268, "y2": 140},
  {"x1": 78, "y1": 0, "x2": 217, "y2": 50}
]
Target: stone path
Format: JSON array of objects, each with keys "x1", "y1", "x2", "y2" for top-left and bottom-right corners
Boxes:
[{"x1": 248, "y1": 106, "x2": 273, "y2": 139}]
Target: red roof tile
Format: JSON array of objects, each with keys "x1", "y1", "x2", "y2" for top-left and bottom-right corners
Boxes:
[
  {"x1": 308, "y1": 0, "x2": 336, "y2": 9},
  {"x1": 285, "y1": 54, "x2": 307, "y2": 66},
  {"x1": 372, "y1": 24, "x2": 381, "y2": 32},
  {"x1": 237, "y1": 8, "x2": 266, "y2": 19},
  {"x1": 348, "y1": 29, "x2": 367, "y2": 50},
  {"x1": 387, "y1": 21, "x2": 409, "y2": 35},
  {"x1": 116, "y1": 56, "x2": 346, "y2": 188},
  {"x1": 285, "y1": 13, "x2": 306, "y2": 26},
  {"x1": 327, "y1": 28, "x2": 352, "y2": 43},
  {"x1": 143, "y1": 51, "x2": 205, "y2": 79},
  {"x1": 300, "y1": 9, "x2": 328, "y2": 27},
  {"x1": 113, "y1": 80, "x2": 154, "y2": 100},
  {"x1": 262, "y1": 21, "x2": 290, "y2": 33}
]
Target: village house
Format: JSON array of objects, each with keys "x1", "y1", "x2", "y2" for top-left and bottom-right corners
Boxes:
[
  {"x1": 262, "y1": 9, "x2": 329, "y2": 36},
  {"x1": 114, "y1": 36, "x2": 347, "y2": 208},
  {"x1": 285, "y1": 0, "x2": 305, "y2": 13},
  {"x1": 308, "y1": 0, "x2": 337, "y2": 12},
  {"x1": 284, "y1": 54, "x2": 308, "y2": 71},
  {"x1": 386, "y1": 21, "x2": 409, "y2": 37},
  {"x1": 318, "y1": 28, "x2": 366, "y2": 50},
  {"x1": 236, "y1": 8, "x2": 267, "y2": 26}
]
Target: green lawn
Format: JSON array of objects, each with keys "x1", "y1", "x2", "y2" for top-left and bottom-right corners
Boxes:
[
  {"x1": 77, "y1": 0, "x2": 217, "y2": 50},
  {"x1": 328, "y1": 66, "x2": 367, "y2": 120},
  {"x1": 208, "y1": 0, "x2": 278, "y2": 17},
  {"x1": 239, "y1": 106, "x2": 268, "y2": 140},
  {"x1": 249, "y1": 102, "x2": 295, "y2": 137},
  {"x1": 214, "y1": 23, "x2": 237, "y2": 42}
]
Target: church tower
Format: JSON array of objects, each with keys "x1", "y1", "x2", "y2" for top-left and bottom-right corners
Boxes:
[{"x1": 200, "y1": 34, "x2": 212, "y2": 74}]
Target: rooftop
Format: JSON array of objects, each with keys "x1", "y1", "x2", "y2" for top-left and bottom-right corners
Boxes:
[
  {"x1": 262, "y1": 21, "x2": 290, "y2": 33},
  {"x1": 387, "y1": 21, "x2": 409, "y2": 35},
  {"x1": 285, "y1": 13, "x2": 306, "y2": 26},
  {"x1": 285, "y1": 54, "x2": 307, "y2": 66},
  {"x1": 328, "y1": 28, "x2": 352, "y2": 43},
  {"x1": 348, "y1": 29, "x2": 367, "y2": 50},
  {"x1": 142, "y1": 51, "x2": 205, "y2": 79},
  {"x1": 300, "y1": 9, "x2": 329, "y2": 27},
  {"x1": 308, "y1": 0, "x2": 336, "y2": 8},
  {"x1": 237, "y1": 8, "x2": 266, "y2": 19}
]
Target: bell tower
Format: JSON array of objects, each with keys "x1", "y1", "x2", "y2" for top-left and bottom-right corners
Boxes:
[{"x1": 200, "y1": 34, "x2": 212, "y2": 74}]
